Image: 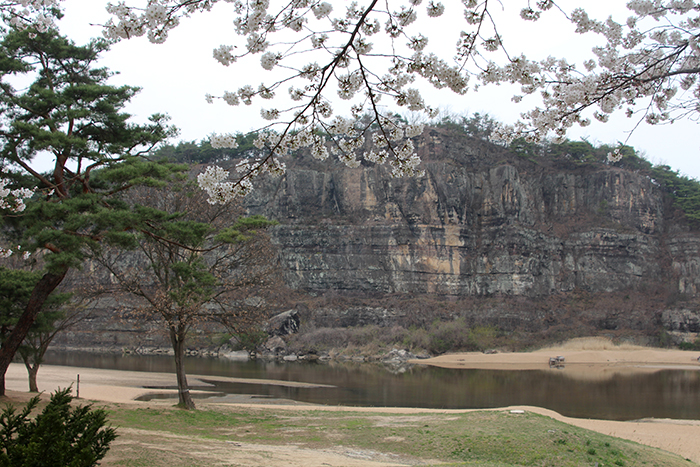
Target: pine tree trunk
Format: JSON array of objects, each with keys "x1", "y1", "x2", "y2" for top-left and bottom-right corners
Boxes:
[
  {"x1": 27, "y1": 364, "x2": 39, "y2": 393},
  {"x1": 0, "y1": 268, "x2": 68, "y2": 396},
  {"x1": 170, "y1": 326, "x2": 195, "y2": 410}
]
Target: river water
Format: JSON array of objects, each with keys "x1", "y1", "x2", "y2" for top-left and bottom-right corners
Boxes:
[{"x1": 43, "y1": 351, "x2": 700, "y2": 421}]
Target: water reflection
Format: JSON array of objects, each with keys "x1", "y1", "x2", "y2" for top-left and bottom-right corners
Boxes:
[{"x1": 43, "y1": 351, "x2": 700, "y2": 421}]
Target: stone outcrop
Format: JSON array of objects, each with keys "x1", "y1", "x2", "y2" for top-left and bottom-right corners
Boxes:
[
  {"x1": 266, "y1": 310, "x2": 301, "y2": 336},
  {"x1": 662, "y1": 308, "x2": 700, "y2": 333}
]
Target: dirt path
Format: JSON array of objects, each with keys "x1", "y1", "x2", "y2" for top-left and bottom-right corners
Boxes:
[{"x1": 107, "y1": 427, "x2": 415, "y2": 467}]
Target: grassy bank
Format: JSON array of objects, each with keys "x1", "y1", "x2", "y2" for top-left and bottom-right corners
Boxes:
[{"x1": 100, "y1": 402, "x2": 694, "y2": 467}]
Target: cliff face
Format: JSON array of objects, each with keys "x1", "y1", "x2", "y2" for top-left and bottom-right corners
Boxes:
[
  {"x1": 245, "y1": 128, "x2": 696, "y2": 302},
  {"x1": 51, "y1": 128, "x2": 700, "y2": 353}
]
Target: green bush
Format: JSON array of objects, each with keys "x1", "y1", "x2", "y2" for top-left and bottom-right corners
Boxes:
[
  {"x1": 0, "y1": 388, "x2": 116, "y2": 467},
  {"x1": 678, "y1": 338, "x2": 700, "y2": 351},
  {"x1": 234, "y1": 329, "x2": 269, "y2": 352},
  {"x1": 427, "y1": 319, "x2": 478, "y2": 354},
  {"x1": 649, "y1": 165, "x2": 700, "y2": 226}
]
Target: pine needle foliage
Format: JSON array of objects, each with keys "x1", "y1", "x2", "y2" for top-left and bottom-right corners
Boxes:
[{"x1": 0, "y1": 388, "x2": 116, "y2": 467}]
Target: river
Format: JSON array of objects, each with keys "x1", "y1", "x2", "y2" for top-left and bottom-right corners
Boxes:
[{"x1": 43, "y1": 351, "x2": 700, "y2": 421}]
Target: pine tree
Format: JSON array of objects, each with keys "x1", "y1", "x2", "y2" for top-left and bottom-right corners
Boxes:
[
  {"x1": 0, "y1": 388, "x2": 116, "y2": 467},
  {"x1": 0, "y1": 27, "x2": 180, "y2": 395}
]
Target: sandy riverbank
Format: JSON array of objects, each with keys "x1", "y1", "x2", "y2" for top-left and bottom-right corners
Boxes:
[
  {"x1": 412, "y1": 338, "x2": 700, "y2": 380},
  {"x1": 3, "y1": 339, "x2": 700, "y2": 465}
]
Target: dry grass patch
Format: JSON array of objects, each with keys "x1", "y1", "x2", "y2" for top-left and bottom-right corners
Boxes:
[{"x1": 544, "y1": 337, "x2": 647, "y2": 351}]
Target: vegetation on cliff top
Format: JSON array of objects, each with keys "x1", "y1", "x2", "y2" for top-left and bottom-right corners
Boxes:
[{"x1": 153, "y1": 114, "x2": 700, "y2": 228}]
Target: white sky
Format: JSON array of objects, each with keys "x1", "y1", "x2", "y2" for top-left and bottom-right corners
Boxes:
[{"x1": 55, "y1": 0, "x2": 700, "y2": 178}]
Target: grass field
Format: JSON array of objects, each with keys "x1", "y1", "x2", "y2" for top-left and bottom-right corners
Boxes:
[{"x1": 97, "y1": 402, "x2": 695, "y2": 467}]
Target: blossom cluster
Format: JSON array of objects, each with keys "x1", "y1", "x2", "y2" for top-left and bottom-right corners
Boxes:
[
  {"x1": 196, "y1": 116, "x2": 426, "y2": 204},
  {"x1": 197, "y1": 165, "x2": 253, "y2": 204},
  {"x1": 105, "y1": 0, "x2": 183, "y2": 43},
  {"x1": 0, "y1": 176, "x2": 33, "y2": 213},
  {"x1": 1, "y1": 0, "x2": 59, "y2": 31},
  {"x1": 0, "y1": 245, "x2": 29, "y2": 260},
  {"x1": 210, "y1": 133, "x2": 239, "y2": 149},
  {"x1": 105, "y1": 0, "x2": 457, "y2": 201},
  {"x1": 0, "y1": 169, "x2": 35, "y2": 258},
  {"x1": 607, "y1": 149, "x2": 623, "y2": 164},
  {"x1": 483, "y1": 0, "x2": 700, "y2": 143},
  {"x1": 106, "y1": 0, "x2": 700, "y2": 200}
]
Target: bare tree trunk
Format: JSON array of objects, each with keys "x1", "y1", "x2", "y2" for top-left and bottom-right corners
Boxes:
[
  {"x1": 26, "y1": 364, "x2": 39, "y2": 393},
  {"x1": 170, "y1": 326, "x2": 195, "y2": 410},
  {"x1": 20, "y1": 349, "x2": 45, "y2": 393},
  {"x1": 0, "y1": 268, "x2": 68, "y2": 396}
]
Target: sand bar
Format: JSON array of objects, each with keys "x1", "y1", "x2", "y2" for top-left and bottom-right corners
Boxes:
[
  {"x1": 412, "y1": 344, "x2": 700, "y2": 381},
  {"x1": 4, "y1": 363, "x2": 333, "y2": 404}
]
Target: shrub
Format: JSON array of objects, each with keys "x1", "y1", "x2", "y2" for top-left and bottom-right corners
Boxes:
[
  {"x1": 286, "y1": 326, "x2": 352, "y2": 354},
  {"x1": 678, "y1": 338, "x2": 700, "y2": 351},
  {"x1": 233, "y1": 329, "x2": 269, "y2": 352},
  {"x1": 0, "y1": 388, "x2": 117, "y2": 467},
  {"x1": 426, "y1": 319, "x2": 477, "y2": 354}
]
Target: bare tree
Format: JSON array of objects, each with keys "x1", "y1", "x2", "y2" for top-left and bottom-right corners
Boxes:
[
  {"x1": 93, "y1": 180, "x2": 279, "y2": 409},
  {"x1": 18, "y1": 298, "x2": 93, "y2": 393}
]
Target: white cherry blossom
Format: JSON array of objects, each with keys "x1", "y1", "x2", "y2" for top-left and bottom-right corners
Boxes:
[
  {"x1": 209, "y1": 133, "x2": 239, "y2": 149},
  {"x1": 0, "y1": 168, "x2": 36, "y2": 258},
  {"x1": 1, "y1": 0, "x2": 60, "y2": 31},
  {"x1": 100, "y1": 0, "x2": 700, "y2": 202}
]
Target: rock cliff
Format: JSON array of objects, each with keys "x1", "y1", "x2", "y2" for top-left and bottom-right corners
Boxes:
[
  {"x1": 52, "y1": 127, "x2": 700, "y2": 352},
  {"x1": 246, "y1": 128, "x2": 691, "y2": 300}
]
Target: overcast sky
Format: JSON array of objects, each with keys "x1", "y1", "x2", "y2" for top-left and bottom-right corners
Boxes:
[{"x1": 56, "y1": 0, "x2": 700, "y2": 179}]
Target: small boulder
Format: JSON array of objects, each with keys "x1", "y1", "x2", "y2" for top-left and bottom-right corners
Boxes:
[
  {"x1": 219, "y1": 349, "x2": 250, "y2": 361},
  {"x1": 265, "y1": 336, "x2": 287, "y2": 354},
  {"x1": 383, "y1": 348, "x2": 417, "y2": 362},
  {"x1": 267, "y1": 310, "x2": 301, "y2": 336}
]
